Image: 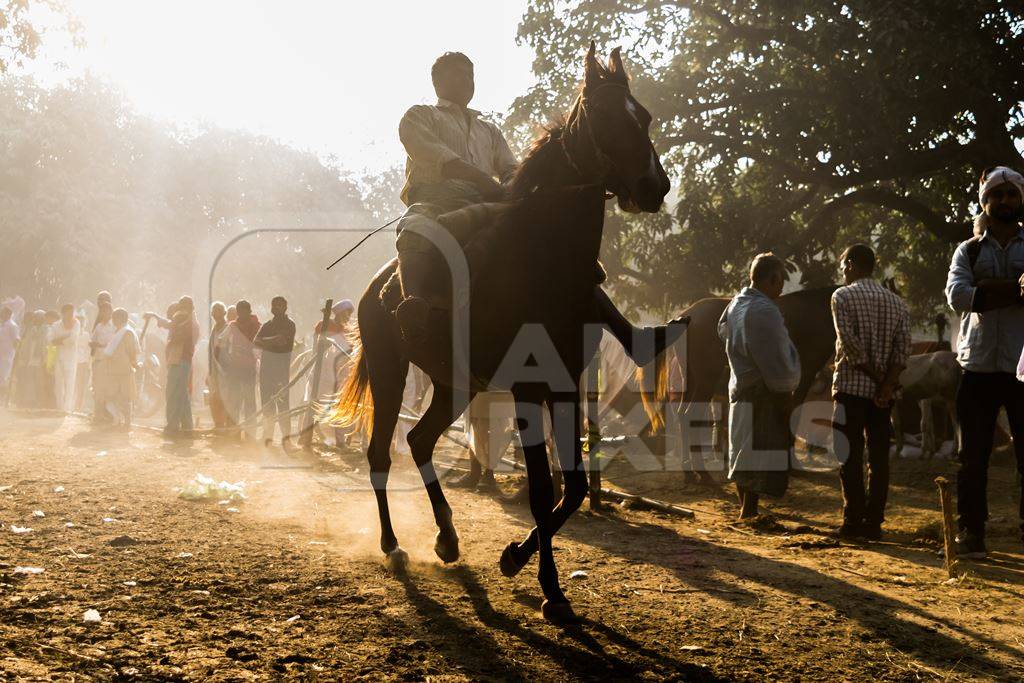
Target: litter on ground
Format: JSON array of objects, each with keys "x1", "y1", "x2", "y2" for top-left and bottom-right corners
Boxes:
[{"x1": 179, "y1": 473, "x2": 247, "y2": 504}]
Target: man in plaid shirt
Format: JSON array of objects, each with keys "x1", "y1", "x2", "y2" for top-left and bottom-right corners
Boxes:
[{"x1": 831, "y1": 244, "x2": 911, "y2": 540}]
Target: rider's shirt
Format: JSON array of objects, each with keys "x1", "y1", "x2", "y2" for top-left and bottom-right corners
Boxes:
[{"x1": 399, "y1": 98, "x2": 518, "y2": 206}]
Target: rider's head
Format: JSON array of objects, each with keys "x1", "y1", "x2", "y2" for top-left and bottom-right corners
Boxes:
[
  {"x1": 432, "y1": 52, "x2": 474, "y2": 108},
  {"x1": 271, "y1": 296, "x2": 287, "y2": 317}
]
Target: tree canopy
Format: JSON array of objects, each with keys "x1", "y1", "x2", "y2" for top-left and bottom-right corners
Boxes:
[
  {"x1": 0, "y1": 0, "x2": 80, "y2": 73},
  {"x1": 511, "y1": 0, "x2": 1024, "y2": 319},
  {"x1": 0, "y1": 76, "x2": 399, "y2": 328}
]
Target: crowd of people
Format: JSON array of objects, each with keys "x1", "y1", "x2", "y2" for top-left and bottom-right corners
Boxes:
[
  {"x1": 722, "y1": 165, "x2": 1024, "y2": 559},
  {"x1": 0, "y1": 293, "x2": 143, "y2": 424},
  {"x1": 0, "y1": 290, "x2": 357, "y2": 448}
]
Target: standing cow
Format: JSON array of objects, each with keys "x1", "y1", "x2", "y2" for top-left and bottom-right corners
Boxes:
[{"x1": 893, "y1": 351, "x2": 961, "y2": 458}]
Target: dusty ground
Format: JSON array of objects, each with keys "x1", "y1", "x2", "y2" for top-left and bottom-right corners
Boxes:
[{"x1": 2, "y1": 410, "x2": 1024, "y2": 681}]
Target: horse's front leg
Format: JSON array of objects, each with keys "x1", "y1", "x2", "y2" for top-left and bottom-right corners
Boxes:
[
  {"x1": 502, "y1": 394, "x2": 578, "y2": 623},
  {"x1": 501, "y1": 391, "x2": 586, "y2": 623}
]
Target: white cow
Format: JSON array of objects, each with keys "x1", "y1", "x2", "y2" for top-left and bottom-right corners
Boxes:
[{"x1": 894, "y1": 351, "x2": 961, "y2": 458}]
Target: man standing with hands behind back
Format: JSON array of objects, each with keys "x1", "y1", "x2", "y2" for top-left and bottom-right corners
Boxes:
[{"x1": 831, "y1": 244, "x2": 911, "y2": 541}]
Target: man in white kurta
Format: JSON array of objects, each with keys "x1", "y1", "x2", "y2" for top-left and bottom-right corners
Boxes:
[
  {"x1": 90, "y1": 302, "x2": 117, "y2": 420},
  {"x1": 718, "y1": 254, "x2": 801, "y2": 519},
  {"x1": 48, "y1": 304, "x2": 81, "y2": 413}
]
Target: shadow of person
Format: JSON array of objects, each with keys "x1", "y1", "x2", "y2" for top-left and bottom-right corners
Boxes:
[
  {"x1": 866, "y1": 540, "x2": 1024, "y2": 599},
  {"x1": 159, "y1": 437, "x2": 201, "y2": 458},
  {"x1": 67, "y1": 425, "x2": 128, "y2": 450},
  {"x1": 559, "y1": 512, "x2": 1020, "y2": 678}
]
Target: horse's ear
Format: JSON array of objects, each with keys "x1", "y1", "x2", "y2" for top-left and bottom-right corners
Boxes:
[
  {"x1": 607, "y1": 46, "x2": 628, "y2": 84},
  {"x1": 584, "y1": 40, "x2": 601, "y2": 87}
]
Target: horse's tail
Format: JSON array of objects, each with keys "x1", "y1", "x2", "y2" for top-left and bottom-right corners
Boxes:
[
  {"x1": 637, "y1": 351, "x2": 670, "y2": 434},
  {"x1": 328, "y1": 330, "x2": 374, "y2": 438}
]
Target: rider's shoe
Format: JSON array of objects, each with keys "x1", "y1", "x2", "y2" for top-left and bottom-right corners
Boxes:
[{"x1": 395, "y1": 297, "x2": 431, "y2": 344}]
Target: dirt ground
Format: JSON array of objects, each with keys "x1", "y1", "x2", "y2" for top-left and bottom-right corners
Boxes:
[{"x1": 2, "y1": 410, "x2": 1024, "y2": 682}]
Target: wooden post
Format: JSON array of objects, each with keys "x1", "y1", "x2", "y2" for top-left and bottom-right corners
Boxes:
[
  {"x1": 585, "y1": 348, "x2": 601, "y2": 509},
  {"x1": 298, "y1": 299, "x2": 333, "y2": 449},
  {"x1": 935, "y1": 476, "x2": 957, "y2": 578}
]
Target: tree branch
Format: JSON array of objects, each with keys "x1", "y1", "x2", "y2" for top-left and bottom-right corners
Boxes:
[
  {"x1": 805, "y1": 187, "x2": 971, "y2": 244},
  {"x1": 660, "y1": 131, "x2": 977, "y2": 189}
]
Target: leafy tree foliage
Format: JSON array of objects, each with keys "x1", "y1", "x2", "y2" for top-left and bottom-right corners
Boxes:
[
  {"x1": 511, "y1": 0, "x2": 1024, "y2": 320},
  {"x1": 0, "y1": 0, "x2": 81, "y2": 72},
  {"x1": 0, "y1": 76, "x2": 399, "y2": 329}
]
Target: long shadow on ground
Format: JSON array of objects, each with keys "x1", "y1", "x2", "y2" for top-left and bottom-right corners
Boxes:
[{"x1": 392, "y1": 564, "x2": 723, "y2": 682}]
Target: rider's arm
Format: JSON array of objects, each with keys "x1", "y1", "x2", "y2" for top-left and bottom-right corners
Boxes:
[
  {"x1": 399, "y1": 106, "x2": 503, "y2": 199},
  {"x1": 440, "y1": 159, "x2": 504, "y2": 199}
]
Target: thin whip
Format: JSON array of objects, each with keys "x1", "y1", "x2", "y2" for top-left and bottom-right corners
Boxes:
[{"x1": 325, "y1": 215, "x2": 402, "y2": 270}]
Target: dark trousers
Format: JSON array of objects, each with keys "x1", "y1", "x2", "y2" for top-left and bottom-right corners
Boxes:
[
  {"x1": 833, "y1": 393, "x2": 892, "y2": 526},
  {"x1": 260, "y1": 367, "x2": 291, "y2": 441},
  {"x1": 955, "y1": 371, "x2": 1024, "y2": 536},
  {"x1": 165, "y1": 362, "x2": 193, "y2": 432}
]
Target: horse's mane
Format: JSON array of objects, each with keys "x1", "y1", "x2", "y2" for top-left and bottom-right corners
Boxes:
[
  {"x1": 505, "y1": 116, "x2": 569, "y2": 199},
  {"x1": 506, "y1": 59, "x2": 626, "y2": 199}
]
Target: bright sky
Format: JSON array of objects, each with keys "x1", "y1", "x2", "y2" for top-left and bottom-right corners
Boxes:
[{"x1": 33, "y1": 0, "x2": 537, "y2": 174}]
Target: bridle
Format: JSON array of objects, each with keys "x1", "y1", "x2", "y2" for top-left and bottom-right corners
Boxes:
[{"x1": 560, "y1": 81, "x2": 631, "y2": 192}]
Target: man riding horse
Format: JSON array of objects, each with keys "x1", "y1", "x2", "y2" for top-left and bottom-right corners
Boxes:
[
  {"x1": 334, "y1": 44, "x2": 682, "y2": 624},
  {"x1": 393, "y1": 51, "x2": 686, "y2": 362}
]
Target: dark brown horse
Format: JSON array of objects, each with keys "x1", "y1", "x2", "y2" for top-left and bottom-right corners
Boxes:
[
  {"x1": 680, "y1": 287, "x2": 839, "y2": 405},
  {"x1": 331, "y1": 44, "x2": 671, "y2": 623},
  {"x1": 642, "y1": 286, "x2": 839, "y2": 474}
]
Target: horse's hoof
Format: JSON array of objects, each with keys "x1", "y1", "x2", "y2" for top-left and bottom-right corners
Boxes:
[
  {"x1": 541, "y1": 599, "x2": 581, "y2": 625},
  {"x1": 385, "y1": 547, "x2": 409, "y2": 573},
  {"x1": 499, "y1": 542, "x2": 527, "y2": 578},
  {"x1": 434, "y1": 530, "x2": 460, "y2": 564}
]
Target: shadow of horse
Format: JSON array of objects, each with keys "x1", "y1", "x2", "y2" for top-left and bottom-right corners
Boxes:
[{"x1": 392, "y1": 562, "x2": 723, "y2": 681}]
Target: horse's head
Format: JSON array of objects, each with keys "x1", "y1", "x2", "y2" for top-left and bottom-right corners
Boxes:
[{"x1": 563, "y1": 42, "x2": 671, "y2": 213}]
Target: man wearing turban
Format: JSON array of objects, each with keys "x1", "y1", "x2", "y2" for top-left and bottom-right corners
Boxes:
[{"x1": 945, "y1": 165, "x2": 1024, "y2": 559}]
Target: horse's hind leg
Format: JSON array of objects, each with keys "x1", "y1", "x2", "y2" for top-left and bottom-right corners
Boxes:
[
  {"x1": 407, "y1": 384, "x2": 474, "y2": 563},
  {"x1": 364, "y1": 335, "x2": 409, "y2": 568}
]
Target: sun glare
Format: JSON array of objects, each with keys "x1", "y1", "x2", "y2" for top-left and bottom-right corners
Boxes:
[{"x1": 34, "y1": 0, "x2": 535, "y2": 172}]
